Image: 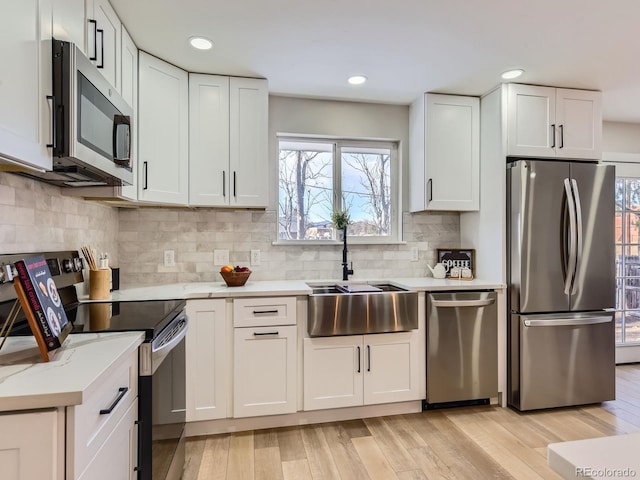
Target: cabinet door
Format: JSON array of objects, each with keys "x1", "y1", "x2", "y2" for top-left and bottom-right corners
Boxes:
[
  {"x1": 363, "y1": 332, "x2": 421, "y2": 405},
  {"x1": 425, "y1": 93, "x2": 479, "y2": 211},
  {"x1": 234, "y1": 325, "x2": 297, "y2": 417},
  {"x1": 185, "y1": 299, "x2": 228, "y2": 421},
  {"x1": 189, "y1": 74, "x2": 230, "y2": 206},
  {"x1": 506, "y1": 84, "x2": 556, "y2": 158},
  {"x1": 303, "y1": 336, "x2": 363, "y2": 410},
  {"x1": 77, "y1": 400, "x2": 138, "y2": 480},
  {"x1": 555, "y1": 88, "x2": 602, "y2": 160},
  {"x1": 138, "y1": 52, "x2": 189, "y2": 204},
  {"x1": 119, "y1": 26, "x2": 137, "y2": 200},
  {"x1": 229, "y1": 77, "x2": 268, "y2": 207},
  {"x1": 53, "y1": 0, "x2": 86, "y2": 53},
  {"x1": 0, "y1": 0, "x2": 53, "y2": 171},
  {"x1": 86, "y1": 0, "x2": 120, "y2": 92},
  {"x1": 0, "y1": 409, "x2": 60, "y2": 480}
]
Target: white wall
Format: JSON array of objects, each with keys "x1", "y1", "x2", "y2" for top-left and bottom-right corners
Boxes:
[
  {"x1": 603, "y1": 121, "x2": 640, "y2": 153},
  {"x1": 268, "y1": 96, "x2": 411, "y2": 210}
]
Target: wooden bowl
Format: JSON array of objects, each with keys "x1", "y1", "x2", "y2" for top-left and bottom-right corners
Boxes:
[{"x1": 220, "y1": 270, "x2": 251, "y2": 287}]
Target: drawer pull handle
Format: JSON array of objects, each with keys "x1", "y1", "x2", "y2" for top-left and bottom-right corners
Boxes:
[
  {"x1": 253, "y1": 331, "x2": 279, "y2": 336},
  {"x1": 100, "y1": 387, "x2": 128, "y2": 414},
  {"x1": 253, "y1": 310, "x2": 278, "y2": 315}
]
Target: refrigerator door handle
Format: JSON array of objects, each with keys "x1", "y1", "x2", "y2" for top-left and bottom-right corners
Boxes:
[
  {"x1": 523, "y1": 316, "x2": 612, "y2": 327},
  {"x1": 563, "y1": 178, "x2": 578, "y2": 295},
  {"x1": 571, "y1": 179, "x2": 583, "y2": 295}
]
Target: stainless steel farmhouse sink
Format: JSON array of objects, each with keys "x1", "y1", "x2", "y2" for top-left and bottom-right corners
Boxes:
[{"x1": 307, "y1": 283, "x2": 418, "y2": 336}]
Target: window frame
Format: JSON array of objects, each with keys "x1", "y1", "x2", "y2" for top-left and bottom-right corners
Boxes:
[
  {"x1": 605, "y1": 152, "x2": 640, "y2": 363},
  {"x1": 275, "y1": 135, "x2": 402, "y2": 245}
]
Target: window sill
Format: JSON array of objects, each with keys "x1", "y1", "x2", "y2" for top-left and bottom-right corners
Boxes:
[{"x1": 272, "y1": 240, "x2": 407, "y2": 246}]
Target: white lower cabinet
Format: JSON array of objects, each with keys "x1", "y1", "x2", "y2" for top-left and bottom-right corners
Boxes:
[
  {"x1": 0, "y1": 409, "x2": 61, "y2": 480},
  {"x1": 233, "y1": 325, "x2": 297, "y2": 418},
  {"x1": 77, "y1": 399, "x2": 138, "y2": 480},
  {"x1": 185, "y1": 299, "x2": 228, "y2": 421},
  {"x1": 304, "y1": 331, "x2": 421, "y2": 411},
  {"x1": 66, "y1": 349, "x2": 138, "y2": 479}
]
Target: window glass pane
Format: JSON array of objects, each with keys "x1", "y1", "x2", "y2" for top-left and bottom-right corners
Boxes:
[
  {"x1": 615, "y1": 212, "x2": 623, "y2": 243},
  {"x1": 624, "y1": 277, "x2": 640, "y2": 311},
  {"x1": 624, "y1": 312, "x2": 640, "y2": 343},
  {"x1": 626, "y1": 179, "x2": 640, "y2": 210},
  {"x1": 278, "y1": 141, "x2": 334, "y2": 240},
  {"x1": 615, "y1": 178, "x2": 624, "y2": 211},
  {"x1": 627, "y1": 213, "x2": 640, "y2": 246},
  {"x1": 615, "y1": 311, "x2": 623, "y2": 344},
  {"x1": 341, "y1": 147, "x2": 391, "y2": 237}
]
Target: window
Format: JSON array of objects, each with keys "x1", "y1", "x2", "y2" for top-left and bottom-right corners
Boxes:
[
  {"x1": 277, "y1": 137, "x2": 399, "y2": 242},
  {"x1": 615, "y1": 177, "x2": 640, "y2": 345}
]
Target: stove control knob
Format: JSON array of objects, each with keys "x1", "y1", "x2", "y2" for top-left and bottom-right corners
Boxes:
[
  {"x1": 73, "y1": 257, "x2": 83, "y2": 272},
  {"x1": 62, "y1": 259, "x2": 74, "y2": 273}
]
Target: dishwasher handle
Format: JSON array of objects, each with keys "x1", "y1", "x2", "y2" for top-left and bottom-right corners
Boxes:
[
  {"x1": 431, "y1": 298, "x2": 495, "y2": 308},
  {"x1": 523, "y1": 316, "x2": 612, "y2": 327}
]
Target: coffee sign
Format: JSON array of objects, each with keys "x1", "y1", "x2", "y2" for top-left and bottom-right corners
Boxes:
[{"x1": 436, "y1": 249, "x2": 475, "y2": 278}]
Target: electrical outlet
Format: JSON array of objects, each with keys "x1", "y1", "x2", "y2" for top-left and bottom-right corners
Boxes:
[
  {"x1": 213, "y1": 249, "x2": 229, "y2": 266},
  {"x1": 164, "y1": 250, "x2": 175, "y2": 267},
  {"x1": 251, "y1": 249, "x2": 261, "y2": 266},
  {"x1": 411, "y1": 247, "x2": 419, "y2": 262}
]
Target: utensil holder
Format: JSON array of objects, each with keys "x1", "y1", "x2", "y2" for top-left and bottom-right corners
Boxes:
[{"x1": 89, "y1": 269, "x2": 111, "y2": 300}]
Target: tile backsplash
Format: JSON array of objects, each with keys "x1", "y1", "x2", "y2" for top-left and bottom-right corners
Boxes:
[
  {"x1": 0, "y1": 173, "x2": 460, "y2": 288},
  {"x1": 0, "y1": 173, "x2": 119, "y2": 258},
  {"x1": 118, "y1": 208, "x2": 459, "y2": 287}
]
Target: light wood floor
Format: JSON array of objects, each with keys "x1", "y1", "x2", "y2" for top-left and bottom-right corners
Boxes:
[{"x1": 183, "y1": 365, "x2": 640, "y2": 479}]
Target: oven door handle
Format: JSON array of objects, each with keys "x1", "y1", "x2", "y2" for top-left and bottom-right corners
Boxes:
[{"x1": 152, "y1": 317, "x2": 188, "y2": 353}]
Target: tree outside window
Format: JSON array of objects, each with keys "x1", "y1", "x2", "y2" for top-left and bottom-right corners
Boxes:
[{"x1": 278, "y1": 138, "x2": 397, "y2": 242}]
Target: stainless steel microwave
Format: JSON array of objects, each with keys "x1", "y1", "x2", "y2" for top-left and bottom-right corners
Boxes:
[{"x1": 41, "y1": 39, "x2": 133, "y2": 186}]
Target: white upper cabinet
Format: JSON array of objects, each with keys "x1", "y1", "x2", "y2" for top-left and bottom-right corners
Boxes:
[
  {"x1": 52, "y1": 0, "x2": 86, "y2": 53},
  {"x1": 0, "y1": 0, "x2": 53, "y2": 172},
  {"x1": 229, "y1": 77, "x2": 269, "y2": 207},
  {"x1": 138, "y1": 52, "x2": 189, "y2": 204},
  {"x1": 119, "y1": 26, "x2": 137, "y2": 201},
  {"x1": 85, "y1": 0, "x2": 120, "y2": 92},
  {"x1": 506, "y1": 84, "x2": 602, "y2": 160},
  {"x1": 190, "y1": 75, "x2": 268, "y2": 207},
  {"x1": 409, "y1": 93, "x2": 480, "y2": 212},
  {"x1": 189, "y1": 74, "x2": 230, "y2": 206}
]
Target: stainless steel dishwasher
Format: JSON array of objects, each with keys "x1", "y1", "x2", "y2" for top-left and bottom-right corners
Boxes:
[{"x1": 426, "y1": 291, "x2": 497, "y2": 406}]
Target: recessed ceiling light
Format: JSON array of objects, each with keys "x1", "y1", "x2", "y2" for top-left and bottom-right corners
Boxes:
[
  {"x1": 348, "y1": 75, "x2": 367, "y2": 85},
  {"x1": 189, "y1": 36, "x2": 213, "y2": 50},
  {"x1": 501, "y1": 69, "x2": 524, "y2": 80}
]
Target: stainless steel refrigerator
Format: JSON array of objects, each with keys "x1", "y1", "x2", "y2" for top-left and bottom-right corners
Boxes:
[{"x1": 507, "y1": 159, "x2": 616, "y2": 411}]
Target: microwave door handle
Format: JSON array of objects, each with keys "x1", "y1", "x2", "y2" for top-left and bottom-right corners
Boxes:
[
  {"x1": 571, "y1": 179, "x2": 583, "y2": 295},
  {"x1": 112, "y1": 115, "x2": 131, "y2": 167},
  {"x1": 88, "y1": 19, "x2": 98, "y2": 61},
  {"x1": 97, "y1": 29, "x2": 104, "y2": 69}
]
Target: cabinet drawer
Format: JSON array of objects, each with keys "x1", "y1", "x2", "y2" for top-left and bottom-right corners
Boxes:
[
  {"x1": 67, "y1": 350, "x2": 138, "y2": 478},
  {"x1": 78, "y1": 399, "x2": 138, "y2": 480},
  {"x1": 233, "y1": 297, "x2": 296, "y2": 327}
]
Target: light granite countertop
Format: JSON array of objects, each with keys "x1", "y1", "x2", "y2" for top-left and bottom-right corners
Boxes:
[
  {"x1": 78, "y1": 278, "x2": 505, "y2": 302},
  {"x1": 0, "y1": 332, "x2": 144, "y2": 412},
  {"x1": 548, "y1": 433, "x2": 640, "y2": 479}
]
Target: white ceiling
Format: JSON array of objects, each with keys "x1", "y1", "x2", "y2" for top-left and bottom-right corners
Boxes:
[{"x1": 110, "y1": 0, "x2": 640, "y2": 123}]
